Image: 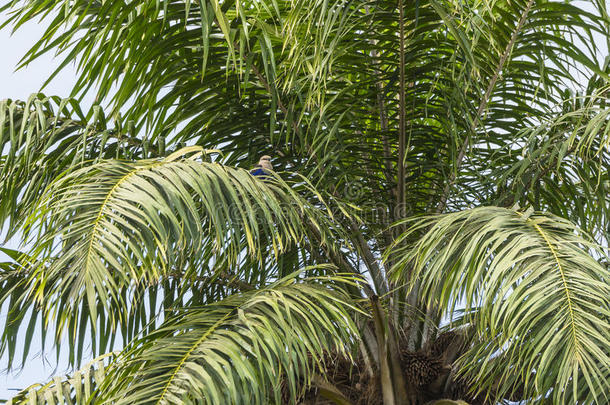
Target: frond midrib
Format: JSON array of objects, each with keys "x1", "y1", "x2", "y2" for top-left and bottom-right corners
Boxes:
[
  {"x1": 155, "y1": 309, "x2": 235, "y2": 405},
  {"x1": 81, "y1": 160, "x2": 165, "y2": 299},
  {"x1": 523, "y1": 214, "x2": 580, "y2": 359}
]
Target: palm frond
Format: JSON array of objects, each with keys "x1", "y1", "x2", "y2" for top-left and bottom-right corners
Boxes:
[
  {"x1": 490, "y1": 89, "x2": 610, "y2": 239},
  {"x1": 1, "y1": 146, "x2": 341, "y2": 368},
  {"x1": 0, "y1": 95, "x2": 144, "y2": 238},
  {"x1": 100, "y1": 273, "x2": 361, "y2": 405},
  {"x1": 6, "y1": 352, "x2": 114, "y2": 405},
  {"x1": 388, "y1": 207, "x2": 610, "y2": 403},
  {"x1": 4, "y1": 0, "x2": 606, "y2": 218}
]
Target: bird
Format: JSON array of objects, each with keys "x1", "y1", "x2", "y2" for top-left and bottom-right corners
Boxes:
[{"x1": 250, "y1": 155, "x2": 273, "y2": 178}]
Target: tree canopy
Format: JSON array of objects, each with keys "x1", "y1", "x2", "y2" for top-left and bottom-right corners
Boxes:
[{"x1": 1, "y1": 0, "x2": 610, "y2": 403}]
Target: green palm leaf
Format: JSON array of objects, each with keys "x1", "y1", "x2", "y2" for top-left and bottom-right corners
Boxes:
[
  {"x1": 2, "y1": 146, "x2": 340, "y2": 368},
  {"x1": 388, "y1": 207, "x2": 610, "y2": 403},
  {"x1": 100, "y1": 273, "x2": 361, "y2": 405},
  {"x1": 491, "y1": 90, "x2": 610, "y2": 238},
  {"x1": 0, "y1": 96, "x2": 135, "y2": 237},
  {"x1": 5, "y1": 353, "x2": 115, "y2": 405}
]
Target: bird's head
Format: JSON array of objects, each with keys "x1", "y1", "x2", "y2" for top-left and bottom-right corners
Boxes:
[{"x1": 258, "y1": 155, "x2": 273, "y2": 171}]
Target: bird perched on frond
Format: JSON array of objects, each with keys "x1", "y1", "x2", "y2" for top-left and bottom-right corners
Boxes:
[{"x1": 250, "y1": 155, "x2": 273, "y2": 178}]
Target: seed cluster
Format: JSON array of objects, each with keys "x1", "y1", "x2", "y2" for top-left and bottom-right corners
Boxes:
[{"x1": 400, "y1": 350, "x2": 443, "y2": 387}]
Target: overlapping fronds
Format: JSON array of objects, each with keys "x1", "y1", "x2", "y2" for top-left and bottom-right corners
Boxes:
[
  {"x1": 1, "y1": 147, "x2": 340, "y2": 368},
  {"x1": 3, "y1": 0, "x2": 607, "y2": 220},
  {"x1": 2, "y1": 0, "x2": 610, "y2": 401},
  {"x1": 99, "y1": 274, "x2": 361, "y2": 405},
  {"x1": 388, "y1": 207, "x2": 610, "y2": 403},
  {"x1": 0, "y1": 96, "x2": 138, "y2": 238},
  {"x1": 491, "y1": 89, "x2": 610, "y2": 239},
  {"x1": 5, "y1": 352, "x2": 114, "y2": 405},
  {"x1": 1, "y1": 0, "x2": 289, "y2": 144}
]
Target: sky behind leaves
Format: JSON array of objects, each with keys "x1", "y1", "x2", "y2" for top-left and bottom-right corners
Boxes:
[{"x1": 0, "y1": 12, "x2": 89, "y2": 397}]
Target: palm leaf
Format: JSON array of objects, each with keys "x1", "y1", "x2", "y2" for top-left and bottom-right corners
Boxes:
[
  {"x1": 1, "y1": 146, "x2": 341, "y2": 368},
  {"x1": 6, "y1": 352, "x2": 115, "y2": 405},
  {"x1": 100, "y1": 273, "x2": 361, "y2": 405},
  {"x1": 490, "y1": 89, "x2": 610, "y2": 239},
  {"x1": 0, "y1": 95, "x2": 145, "y2": 238},
  {"x1": 388, "y1": 206, "x2": 610, "y2": 403}
]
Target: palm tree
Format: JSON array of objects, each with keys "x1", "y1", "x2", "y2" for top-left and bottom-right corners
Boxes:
[{"x1": 1, "y1": 0, "x2": 610, "y2": 403}]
